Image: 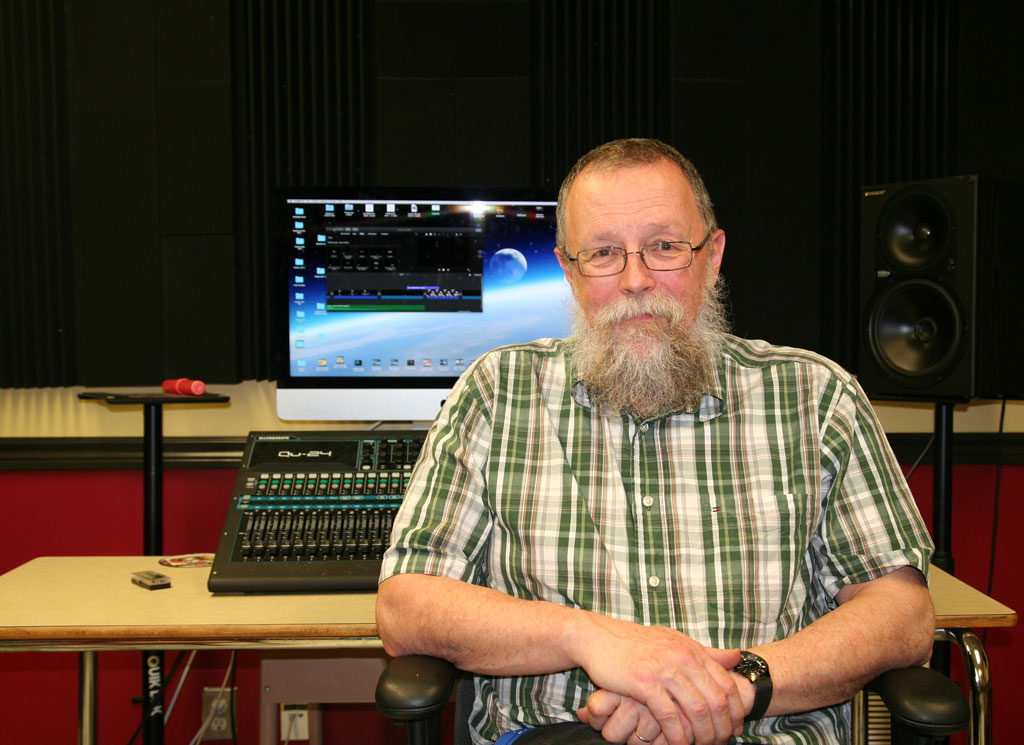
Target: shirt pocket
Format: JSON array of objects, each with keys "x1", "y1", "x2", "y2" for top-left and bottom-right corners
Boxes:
[
  {"x1": 698, "y1": 490, "x2": 811, "y2": 645},
  {"x1": 489, "y1": 472, "x2": 635, "y2": 617}
]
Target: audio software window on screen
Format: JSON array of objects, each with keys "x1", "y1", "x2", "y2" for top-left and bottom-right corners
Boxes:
[{"x1": 286, "y1": 198, "x2": 561, "y2": 379}]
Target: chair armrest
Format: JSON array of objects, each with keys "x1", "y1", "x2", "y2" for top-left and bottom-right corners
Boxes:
[
  {"x1": 867, "y1": 666, "x2": 969, "y2": 737},
  {"x1": 376, "y1": 654, "x2": 461, "y2": 721}
]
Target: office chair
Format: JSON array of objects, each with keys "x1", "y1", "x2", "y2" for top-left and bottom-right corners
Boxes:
[{"x1": 376, "y1": 655, "x2": 969, "y2": 745}]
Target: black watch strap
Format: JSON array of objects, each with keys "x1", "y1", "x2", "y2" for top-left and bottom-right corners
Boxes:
[
  {"x1": 746, "y1": 675, "x2": 773, "y2": 720},
  {"x1": 735, "y1": 650, "x2": 773, "y2": 721}
]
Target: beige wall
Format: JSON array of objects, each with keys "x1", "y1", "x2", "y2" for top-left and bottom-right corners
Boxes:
[
  {"x1": 1, "y1": 382, "x2": 1022, "y2": 438},
  {"x1": 1, "y1": 382, "x2": 342, "y2": 438}
]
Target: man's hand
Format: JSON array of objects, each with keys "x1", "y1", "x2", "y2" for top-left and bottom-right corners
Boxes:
[
  {"x1": 579, "y1": 690, "x2": 671, "y2": 745},
  {"x1": 570, "y1": 616, "x2": 746, "y2": 745},
  {"x1": 579, "y1": 675, "x2": 754, "y2": 745},
  {"x1": 379, "y1": 575, "x2": 750, "y2": 743}
]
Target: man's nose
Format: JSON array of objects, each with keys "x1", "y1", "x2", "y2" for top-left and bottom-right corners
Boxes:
[{"x1": 617, "y1": 250, "x2": 655, "y2": 295}]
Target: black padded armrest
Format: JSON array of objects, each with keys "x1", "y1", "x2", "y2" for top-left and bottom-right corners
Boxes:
[
  {"x1": 375, "y1": 658, "x2": 969, "y2": 740},
  {"x1": 868, "y1": 666, "x2": 969, "y2": 737},
  {"x1": 376, "y1": 655, "x2": 461, "y2": 721}
]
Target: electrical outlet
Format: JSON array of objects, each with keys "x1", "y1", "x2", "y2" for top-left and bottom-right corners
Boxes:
[
  {"x1": 280, "y1": 703, "x2": 309, "y2": 741},
  {"x1": 201, "y1": 687, "x2": 236, "y2": 741}
]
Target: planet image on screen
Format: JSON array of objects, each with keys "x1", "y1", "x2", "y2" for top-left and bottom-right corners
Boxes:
[{"x1": 488, "y1": 248, "x2": 528, "y2": 284}]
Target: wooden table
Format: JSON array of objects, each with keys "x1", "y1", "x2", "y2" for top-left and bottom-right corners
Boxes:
[
  {"x1": 931, "y1": 565, "x2": 1016, "y2": 630},
  {"x1": 0, "y1": 555, "x2": 378, "y2": 649},
  {"x1": 927, "y1": 566, "x2": 1016, "y2": 745},
  {"x1": 0, "y1": 556, "x2": 381, "y2": 745},
  {"x1": 1, "y1": 558, "x2": 1016, "y2": 745}
]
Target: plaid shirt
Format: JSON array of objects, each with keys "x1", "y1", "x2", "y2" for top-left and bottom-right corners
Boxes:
[{"x1": 380, "y1": 335, "x2": 933, "y2": 745}]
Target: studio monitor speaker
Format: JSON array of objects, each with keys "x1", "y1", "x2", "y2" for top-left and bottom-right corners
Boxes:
[{"x1": 858, "y1": 175, "x2": 1024, "y2": 400}]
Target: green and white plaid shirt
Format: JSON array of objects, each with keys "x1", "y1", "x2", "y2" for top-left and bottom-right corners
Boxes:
[{"x1": 380, "y1": 335, "x2": 933, "y2": 745}]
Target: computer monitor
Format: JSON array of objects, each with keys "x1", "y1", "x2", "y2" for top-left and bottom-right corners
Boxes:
[{"x1": 275, "y1": 188, "x2": 571, "y2": 422}]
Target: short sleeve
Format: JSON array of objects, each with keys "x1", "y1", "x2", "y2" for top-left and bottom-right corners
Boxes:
[
  {"x1": 380, "y1": 359, "x2": 496, "y2": 586},
  {"x1": 812, "y1": 375, "x2": 934, "y2": 600}
]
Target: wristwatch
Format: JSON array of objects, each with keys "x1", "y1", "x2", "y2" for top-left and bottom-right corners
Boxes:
[{"x1": 734, "y1": 650, "x2": 773, "y2": 721}]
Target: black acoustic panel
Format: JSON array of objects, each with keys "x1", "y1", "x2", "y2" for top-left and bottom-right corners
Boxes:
[
  {"x1": 375, "y1": 0, "x2": 530, "y2": 78},
  {"x1": 858, "y1": 175, "x2": 1024, "y2": 400},
  {"x1": 0, "y1": 0, "x2": 75, "y2": 387},
  {"x1": 528, "y1": 0, "x2": 671, "y2": 188},
  {"x1": 160, "y1": 235, "x2": 238, "y2": 382},
  {"x1": 669, "y1": 0, "x2": 823, "y2": 355},
  {"x1": 956, "y1": 2, "x2": 1024, "y2": 182},
  {"x1": 232, "y1": 0, "x2": 373, "y2": 381},
  {"x1": 451, "y1": 78, "x2": 531, "y2": 187},
  {"x1": 669, "y1": 78, "x2": 748, "y2": 338},
  {"x1": 375, "y1": 79, "x2": 458, "y2": 185},
  {"x1": 155, "y1": 0, "x2": 234, "y2": 235},
  {"x1": 66, "y1": 0, "x2": 165, "y2": 385},
  {"x1": 375, "y1": 77, "x2": 530, "y2": 187},
  {"x1": 669, "y1": 2, "x2": 747, "y2": 80},
  {"x1": 974, "y1": 177, "x2": 1024, "y2": 398},
  {"x1": 820, "y1": 1, "x2": 955, "y2": 371}
]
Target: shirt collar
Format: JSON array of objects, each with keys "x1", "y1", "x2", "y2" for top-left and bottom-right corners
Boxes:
[{"x1": 569, "y1": 381, "x2": 724, "y2": 423}]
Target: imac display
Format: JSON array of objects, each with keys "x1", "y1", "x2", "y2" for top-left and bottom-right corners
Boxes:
[{"x1": 275, "y1": 188, "x2": 570, "y2": 421}]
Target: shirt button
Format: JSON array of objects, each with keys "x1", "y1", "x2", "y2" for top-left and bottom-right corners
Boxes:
[
  {"x1": 639, "y1": 423, "x2": 649, "y2": 432},
  {"x1": 648, "y1": 575, "x2": 661, "y2": 587},
  {"x1": 642, "y1": 496, "x2": 654, "y2": 508}
]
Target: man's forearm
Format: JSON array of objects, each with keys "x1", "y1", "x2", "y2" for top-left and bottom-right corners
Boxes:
[
  {"x1": 377, "y1": 572, "x2": 748, "y2": 744},
  {"x1": 376, "y1": 573, "x2": 588, "y2": 675},
  {"x1": 751, "y1": 566, "x2": 934, "y2": 717}
]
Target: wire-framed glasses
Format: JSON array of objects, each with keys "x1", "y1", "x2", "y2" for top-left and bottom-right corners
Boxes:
[{"x1": 566, "y1": 231, "x2": 712, "y2": 277}]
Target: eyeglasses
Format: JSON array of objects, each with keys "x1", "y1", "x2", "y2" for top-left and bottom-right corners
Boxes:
[{"x1": 565, "y1": 231, "x2": 712, "y2": 277}]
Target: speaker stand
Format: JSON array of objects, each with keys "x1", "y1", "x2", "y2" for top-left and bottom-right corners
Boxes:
[
  {"x1": 931, "y1": 402, "x2": 956, "y2": 678},
  {"x1": 932, "y1": 402, "x2": 955, "y2": 575}
]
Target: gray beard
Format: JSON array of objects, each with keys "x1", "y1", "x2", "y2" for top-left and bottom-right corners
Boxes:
[{"x1": 569, "y1": 278, "x2": 729, "y2": 418}]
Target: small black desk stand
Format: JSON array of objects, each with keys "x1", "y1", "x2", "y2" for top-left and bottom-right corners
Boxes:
[{"x1": 78, "y1": 391, "x2": 229, "y2": 745}]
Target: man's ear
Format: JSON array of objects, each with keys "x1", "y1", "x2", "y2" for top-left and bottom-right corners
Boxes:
[
  {"x1": 709, "y1": 228, "x2": 726, "y2": 277},
  {"x1": 554, "y1": 246, "x2": 575, "y2": 285}
]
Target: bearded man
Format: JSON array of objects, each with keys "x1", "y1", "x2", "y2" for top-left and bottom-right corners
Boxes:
[{"x1": 377, "y1": 139, "x2": 935, "y2": 745}]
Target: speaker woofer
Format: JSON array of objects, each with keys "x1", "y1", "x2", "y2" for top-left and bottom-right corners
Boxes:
[
  {"x1": 867, "y1": 279, "x2": 963, "y2": 382},
  {"x1": 878, "y1": 188, "x2": 952, "y2": 271}
]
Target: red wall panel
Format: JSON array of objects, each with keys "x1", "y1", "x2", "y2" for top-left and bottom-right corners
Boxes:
[
  {"x1": 0, "y1": 463, "x2": 1019, "y2": 743},
  {"x1": 0, "y1": 467, "x2": 405, "y2": 745}
]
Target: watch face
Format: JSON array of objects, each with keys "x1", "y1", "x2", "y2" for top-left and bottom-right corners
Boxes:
[
  {"x1": 736, "y1": 651, "x2": 774, "y2": 721},
  {"x1": 736, "y1": 651, "x2": 770, "y2": 681}
]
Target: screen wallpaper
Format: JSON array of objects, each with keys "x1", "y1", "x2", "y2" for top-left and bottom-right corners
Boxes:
[{"x1": 286, "y1": 198, "x2": 571, "y2": 381}]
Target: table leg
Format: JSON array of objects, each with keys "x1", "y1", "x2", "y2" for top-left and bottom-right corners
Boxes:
[
  {"x1": 850, "y1": 689, "x2": 867, "y2": 745},
  {"x1": 142, "y1": 403, "x2": 165, "y2": 745},
  {"x1": 309, "y1": 704, "x2": 323, "y2": 745},
  {"x1": 79, "y1": 651, "x2": 97, "y2": 745},
  {"x1": 936, "y1": 627, "x2": 991, "y2": 745},
  {"x1": 259, "y1": 686, "x2": 278, "y2": 745}
]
